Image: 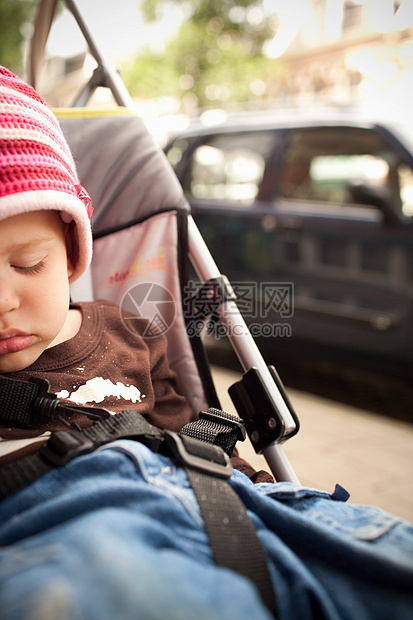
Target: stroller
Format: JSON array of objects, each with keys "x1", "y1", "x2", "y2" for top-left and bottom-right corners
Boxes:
[
  {"x1": 3, "y1": 5, "x2": 413, "y2": 619},
  {"x1": 28, "y1": 0, "x2": 300, "y2": 484}
]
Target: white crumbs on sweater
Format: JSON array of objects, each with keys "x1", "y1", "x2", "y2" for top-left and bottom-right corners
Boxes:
[{"x1": 56, "y1": 377, "x2": 146, "y2": 406}]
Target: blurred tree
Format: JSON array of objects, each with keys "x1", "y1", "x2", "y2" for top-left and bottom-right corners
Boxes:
[
  {"x1": 0, "y1": 0, "x2": 36, "y2": 73},
  {"x1": 122, "y1": 0, "x2": 282, "y2": 110},
  {"x1": 140, "y1": 0, "x2": 274, "y2": 51}
]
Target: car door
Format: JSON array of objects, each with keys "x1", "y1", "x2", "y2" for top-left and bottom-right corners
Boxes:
[
  {"x1": 269, "y1": 123, "x2": 413, "y2": 372},
  {"x1": 166, "y1": 126, "x2": 295, "y2": 343}
]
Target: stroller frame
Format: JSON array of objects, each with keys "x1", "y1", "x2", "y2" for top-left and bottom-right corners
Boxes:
[{"x1": 29, "y1": 0, "x2": 300, "y2": 483}]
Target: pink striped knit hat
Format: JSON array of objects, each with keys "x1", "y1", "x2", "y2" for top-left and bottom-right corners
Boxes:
[{"x1": 0, "y1": 66, "x2": 92, "y2": 282}]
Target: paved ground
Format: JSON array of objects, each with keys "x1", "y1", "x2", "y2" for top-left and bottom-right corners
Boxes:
[{"x1": 211, "y1": 365, "x2": 413, "y2": 523}]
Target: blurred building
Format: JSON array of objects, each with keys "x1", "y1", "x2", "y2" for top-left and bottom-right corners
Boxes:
[{"x1": 265, "y1": 0, "x2": 413, "y2": 120}]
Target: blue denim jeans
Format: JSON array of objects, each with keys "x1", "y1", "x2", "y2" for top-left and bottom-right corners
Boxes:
[{"x1": 0, "y1": 440, "x2": 412, "y2": 620}]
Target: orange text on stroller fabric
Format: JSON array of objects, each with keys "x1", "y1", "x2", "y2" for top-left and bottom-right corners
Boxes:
[{"x1": 103, "y1": 250, "x2": 166, "y2": 288}]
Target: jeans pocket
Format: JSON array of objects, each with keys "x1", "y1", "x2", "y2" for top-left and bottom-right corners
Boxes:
[{"x1": 261, "y1": 482, "x2": 401, "y2": 542}]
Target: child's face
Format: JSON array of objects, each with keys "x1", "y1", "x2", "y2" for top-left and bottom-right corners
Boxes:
[{"x1": 0, "y1": 210, "x2": 74, "y2": 373}]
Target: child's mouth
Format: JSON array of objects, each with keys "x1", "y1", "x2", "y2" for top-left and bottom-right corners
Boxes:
[{"x1": 0, "y1": 333, "x2": 34, "y2": 355}]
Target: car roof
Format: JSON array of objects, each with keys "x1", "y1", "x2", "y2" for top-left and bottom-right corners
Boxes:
[{"x1": 165, "y1": 108, "x2": 413, "y2": 154}]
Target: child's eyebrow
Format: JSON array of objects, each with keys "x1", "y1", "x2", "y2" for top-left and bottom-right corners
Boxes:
[{"x1": 3, "y1": 235, "x2": 56, "y2": 253}]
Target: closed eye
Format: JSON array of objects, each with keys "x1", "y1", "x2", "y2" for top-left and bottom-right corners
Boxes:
[{"x1": 13, "y1": 260, "x2": 46, "y2": 275}]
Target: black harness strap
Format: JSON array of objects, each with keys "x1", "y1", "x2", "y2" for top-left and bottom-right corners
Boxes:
[
  {"x1": 0, "y1": 379, "x2": 277, "y2": 616},
  {"x1": 186, "y1": 468, "x2": 276, "y2": 613},
  {"x1": 0, "y1": 376, "x2": 40, "y2": 426},
  {"x1": 0, "y1": 409, "x2": 161, "y2": 498}
]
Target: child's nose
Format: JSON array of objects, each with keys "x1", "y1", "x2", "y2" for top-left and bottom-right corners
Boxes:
[{"x1": 0, "y1": 279, "x2": 20, "y2": 316}]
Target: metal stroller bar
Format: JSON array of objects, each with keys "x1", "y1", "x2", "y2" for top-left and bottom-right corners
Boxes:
[
  {"x1": 188, "y1": 218, "x2": 300, "y2": 483},
  {"x1": 30, "y1": 0, "x2": 135, "y2": 108},
  {"x1": 64, "y1": 0, "x2": 135, "y2": 108}
]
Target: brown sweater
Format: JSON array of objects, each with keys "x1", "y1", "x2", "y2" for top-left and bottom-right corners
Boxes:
[{"x1": 0, "y1": 300, "x2": 273, "y2": 482}]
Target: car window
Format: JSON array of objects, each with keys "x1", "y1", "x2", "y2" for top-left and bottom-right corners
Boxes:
[
  {"x1": 184, "y1": 131, "x2": 275, "y2": 204},
  {"x1": 399, "y1": 163, "x2": 413, "y2": 216},
  {"x1": 279, "y1": 127, "x2": 413, "y2": 218},
  {"x1": 165, "y1": 138, "x2": 189, "y2": 168}
]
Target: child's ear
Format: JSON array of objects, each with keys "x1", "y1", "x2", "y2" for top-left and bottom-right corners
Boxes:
[
  {"x1": 65, "y1": 221, "x2": 75, "y2": 277},
  {"x1": 67, "y1": 255, "x2": 75, "y2": 278}
]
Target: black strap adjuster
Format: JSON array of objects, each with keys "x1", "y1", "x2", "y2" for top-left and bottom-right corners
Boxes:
[
  {"x1": 163, "y1": 431, "x2": 233, "y2": 479},
  {"x1": 199, "y1": 409, "x2": 246, "y2": 441},
  {"x1": 180, "y1": 407, "x2": 247, "y2": 457},
  {"x1": 39, "y1": 429, "x2": 95, "y2": 466}
]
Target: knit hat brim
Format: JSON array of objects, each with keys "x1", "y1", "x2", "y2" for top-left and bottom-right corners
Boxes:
[{"x1": 0, "y1": 190, "x2": 92, "y2": 283}]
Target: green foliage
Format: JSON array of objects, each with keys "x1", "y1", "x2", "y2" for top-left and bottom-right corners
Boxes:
[
  {"x1": 141, "y1": 0, "x2": 274, "y2": 45},
  {"x1": 123, "y1": 50, "x2": 182, "y2": 100},
  {"x1": 123, "y1": 0, "x2": 281, "y2": 110},
  {"x1": 0, "y1": 0, "x2": 36, "y2": 73}
]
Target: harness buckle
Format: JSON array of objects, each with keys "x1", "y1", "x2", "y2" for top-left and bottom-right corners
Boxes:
[
  {"x1": 30, "y1": 377, "x2": 111, "y2": 424},
  {"x1": 163, "y1": 431, "x2": 233, "y2": 479},
  {"x1": 39, "y1": 429, "x2": 95, "y2": 466}
]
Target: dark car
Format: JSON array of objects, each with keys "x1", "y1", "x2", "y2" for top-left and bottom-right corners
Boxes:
[{"x1": 164, "y1": 110, "x2": 413, "y2": 385}]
